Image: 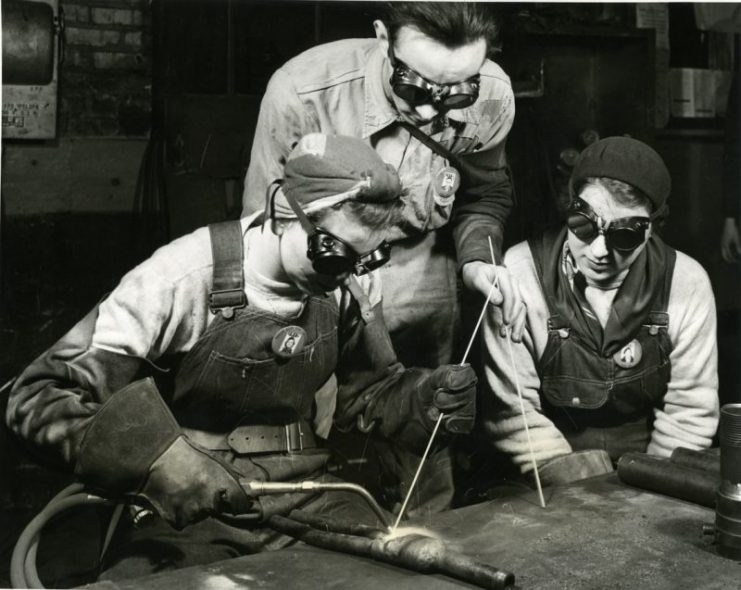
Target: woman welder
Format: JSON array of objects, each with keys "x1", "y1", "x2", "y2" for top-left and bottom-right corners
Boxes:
[
  {"x1": 6, "y1": 134, "x2": 477, "y2": 578},
  {"x1": 482, "y1": 136, "x2": 719, "y2": 485}
]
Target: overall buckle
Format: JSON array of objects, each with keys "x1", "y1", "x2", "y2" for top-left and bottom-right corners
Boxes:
[{"x1": 209, "y1": 288, "x2": 246, "y2": 319}]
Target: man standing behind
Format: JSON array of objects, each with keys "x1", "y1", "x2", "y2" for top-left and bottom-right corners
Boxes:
[
  {"x1": 243, "y1": 2, "x2": 521, "y2": 371},
  {"x1": 242, "y1": 2, "x2": 521, "y2": 513}
]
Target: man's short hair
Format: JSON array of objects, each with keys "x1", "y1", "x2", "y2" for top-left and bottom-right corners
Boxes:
[{"x1": 383, "y1": 2, "x2": 499, "y2": 50}]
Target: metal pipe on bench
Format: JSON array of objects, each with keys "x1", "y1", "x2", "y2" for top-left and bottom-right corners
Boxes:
[{"x1": 617, "y1": 452, "x2": 718, "y2": 508}]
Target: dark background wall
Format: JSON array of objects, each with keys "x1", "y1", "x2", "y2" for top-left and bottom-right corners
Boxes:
[{"x1": 1, "y1": 2, "x2": 739, "y2": 586}]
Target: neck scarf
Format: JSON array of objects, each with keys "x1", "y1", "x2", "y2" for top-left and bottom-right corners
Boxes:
[{"x1": 531, "y1": 226, "x2": 674, "y2": 356}]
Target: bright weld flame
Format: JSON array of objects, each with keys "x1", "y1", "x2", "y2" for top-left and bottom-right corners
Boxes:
[{"x1": 382, "y1": 526, "x2": 440, "y2": 541}]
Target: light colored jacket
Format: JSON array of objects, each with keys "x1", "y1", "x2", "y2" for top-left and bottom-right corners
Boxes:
[
  {"x1": 242, "y1": 38, "x2": 515, "y2": 264},
  {"x1": 482, "y1": 240, "x2": 720, "y2": 472}
]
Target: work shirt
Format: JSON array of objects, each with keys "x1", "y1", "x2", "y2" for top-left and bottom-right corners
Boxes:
[
  {"x1": 481, "y1": 239, "x2": 720, "y2": 473},
  {"x1": 242, "y1": 38, "x2": 515, "y2": 266}
]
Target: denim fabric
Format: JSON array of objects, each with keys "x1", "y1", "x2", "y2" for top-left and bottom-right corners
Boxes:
[{"x1": 172, "y1": 295, "x2": 339, "y2": 432}]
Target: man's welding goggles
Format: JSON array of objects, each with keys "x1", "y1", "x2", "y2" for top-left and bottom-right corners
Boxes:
[{"x1": 388, "y1": 45, "x2": 480, "y2": 110}]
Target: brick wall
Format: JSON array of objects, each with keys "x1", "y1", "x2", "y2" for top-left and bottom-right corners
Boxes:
[{"x1": 60, "y1": 0, "x2": 151, "y2": 136}]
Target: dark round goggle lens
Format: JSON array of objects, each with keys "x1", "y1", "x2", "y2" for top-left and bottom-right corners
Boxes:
[
  {"x1": 566, "y1": 213, "x2": 598, "y2": 241},
  {"x1": 441, "y1": 92, "x2": 477, "y2": 109},
  {"x1": 608, "y1": 228, "x2": 646, "y2": 252},
  {"x1": 393, "y1": 82, "x2": 431, "y2": 105},
  {"x1": 313, "y1": 254, "x2": 354, "y2": 275},
  {"x1": 355, "y1": 242, "x2": 391, "y2": 276}
]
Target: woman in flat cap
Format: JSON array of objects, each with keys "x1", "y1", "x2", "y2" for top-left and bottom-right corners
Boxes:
[{"x1": 481, "y1": 136, "x2": 719, "y2": 485}]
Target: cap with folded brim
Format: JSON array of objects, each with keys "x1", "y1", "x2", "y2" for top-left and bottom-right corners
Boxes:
[
  {"x1": 271, "y1": 133, "x2": 402, "y2": 218},
  {"x1": 570, "y1": 136, "x2": 671, "y2": 214}
]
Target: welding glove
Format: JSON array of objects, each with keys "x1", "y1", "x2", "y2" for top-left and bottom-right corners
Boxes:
[
  {"x1": 398, "y1": 364, "x2": 477, "y2": 448},
  {"x1": 76, "y1": 378, "x2": 254, "y2": 530},
  {"x1": 537, "y1": 450, "x2": 614, "y2": 487}
]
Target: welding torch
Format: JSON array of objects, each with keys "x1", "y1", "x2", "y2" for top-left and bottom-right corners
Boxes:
[{"x1": 244, "y1": 479, "x2": 516, "y2": 590}]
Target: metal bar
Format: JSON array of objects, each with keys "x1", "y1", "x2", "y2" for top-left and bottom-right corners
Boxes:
[{"x1": 617, "y1": 452, "x2": 718, "y2": 508}]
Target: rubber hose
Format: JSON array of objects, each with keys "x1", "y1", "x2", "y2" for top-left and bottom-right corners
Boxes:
[
  {"x1": 10, "y1": 489, "x2": 108, "y2": 589},
  {"x1": 22, "y1": 483, "x2": 86, "y2": 589}
]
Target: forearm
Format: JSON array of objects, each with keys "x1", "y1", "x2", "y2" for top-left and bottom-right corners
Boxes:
[
  {"x1": 649, "y1": 263, "x2": 720, "y2": 455},
  {"x1": 6, "y1": 307, "x2": 143, "y2": 466},
  {"x1": 451, "y1": 162, "x2": 512, "y2": 267},
  {"x1": 480, "y1": 313, "x2": 571, "y2": 472}
]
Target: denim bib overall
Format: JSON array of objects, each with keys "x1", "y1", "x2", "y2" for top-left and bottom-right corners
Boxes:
[{"x1": 529, "y1": 234, "x2": 676, "y2": 460}]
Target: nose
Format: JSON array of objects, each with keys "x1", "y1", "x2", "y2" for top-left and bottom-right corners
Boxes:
[
  {"x1": 590, "y1": 234, "x2": 609, "y2": 258},
  {"x1": 414, "y1": 104, "x2": 439, "y2": 122}
]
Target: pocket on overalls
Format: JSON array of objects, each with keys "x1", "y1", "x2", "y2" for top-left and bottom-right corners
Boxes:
[{"x1": 193, "y1": 350, "x2": 280, "y2": 416}]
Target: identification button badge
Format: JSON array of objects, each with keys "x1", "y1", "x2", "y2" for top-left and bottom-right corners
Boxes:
[
  {"x1": 433, "y1": 166, "x2": 460, "y2": 207},
  {"x1": 613, "y1": 339, "x2": 643, "y2": 369},
  {"x1": 271, "y1": 326, "x2": 307, "y2": 359}
]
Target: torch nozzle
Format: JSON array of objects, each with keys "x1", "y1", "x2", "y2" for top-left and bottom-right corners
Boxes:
[{"x1": 240, "y1": 479, "x2": 391, "y2": 530}]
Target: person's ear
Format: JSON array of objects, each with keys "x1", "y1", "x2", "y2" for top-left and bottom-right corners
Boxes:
[{"x1": 374, "y1": 20, "x2": 390, "y2": 55}]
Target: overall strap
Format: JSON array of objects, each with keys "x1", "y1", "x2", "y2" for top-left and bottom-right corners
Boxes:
[
  {"x1": 208, "y1": 220, "x2": 247, "y2": 319},
  {"x1": 645, "y1": 243, "x2": 677, "y2": 330},
  {"x1": 527, "y1": 228, "x2": 566, "y2": 319}
]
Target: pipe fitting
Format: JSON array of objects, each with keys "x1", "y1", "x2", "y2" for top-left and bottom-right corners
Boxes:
[{"x1": 716, "y1": 403, "x2": 741, "y2": 560}]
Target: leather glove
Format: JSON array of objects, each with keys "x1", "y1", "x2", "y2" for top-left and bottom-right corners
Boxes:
[
  {"x1": 75, "y1": 378, "x2": 254, "y2": 529},
  {"x1": 138, "y1": 436, "x2": 253, "y2": 530},
  {"x1": 537, "y1": 450, "x2": 614, "y2": 487},
  {"x1": 406, "y1": 364, "x2": 477, "y2": 444}
]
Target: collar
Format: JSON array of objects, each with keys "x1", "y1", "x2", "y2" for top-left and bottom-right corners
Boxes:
[
  {"x1": 362, "y1": 45, "x2": 481, "y2": 138},
  {"x1": 560, "y1": 240, "x2": 578, "y2": 284}
]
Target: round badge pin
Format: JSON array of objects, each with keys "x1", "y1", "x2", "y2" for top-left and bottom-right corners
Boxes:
[
  {"x1": 613, "y1": 339, "x2": 643, "y2": 369},
  {"x1": 271, "y1": 326, "x2": 307, "y2": 359},
  {"x1": 433, "y1": 166, "x2": 460, "y2": 207}
]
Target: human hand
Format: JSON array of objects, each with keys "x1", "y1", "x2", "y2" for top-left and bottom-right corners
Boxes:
[
  {"x1": 721, "y1": 218, "x2": 741, "y2": 263},
  {"x1": 461, "y1": 261, "x2": 526, "y2": 342},
  {"x1": 417, "y1": 364, "x2": 478, "y2": 435},
  {"x1": 138, "y1": 436, "x2": 256, "y2": 529}
]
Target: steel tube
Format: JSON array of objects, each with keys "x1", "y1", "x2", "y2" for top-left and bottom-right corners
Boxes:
[
  {"x1": 267, "y1": 514, "x2": 515, "y2": 590},
  {"x1": 670, "y1": 447, "x2": 720, "y2": 475},
  {"x1": 617, "y1": 452, "x2": 718, "y2": 508},
  {"x1": 243, "y1": 480, "x2": 392, "y2": 529}
]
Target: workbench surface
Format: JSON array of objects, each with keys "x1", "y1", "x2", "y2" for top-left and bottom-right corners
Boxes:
[{"x1": 86, "y1": 474, "x2": 741, "y2": 590}]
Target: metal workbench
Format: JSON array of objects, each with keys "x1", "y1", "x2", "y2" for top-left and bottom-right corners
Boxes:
[{"x1": 85, "y1": 474, "x2": 741, "y2": 589}]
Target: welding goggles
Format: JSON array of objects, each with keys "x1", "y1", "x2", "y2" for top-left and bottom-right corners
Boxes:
[
  {"x1": 388, "y1": 45, "x2": 480, "y2": 110},
  {"x1": 566, "y1": 196, "x2": 652, "y2": 253},
  {"x1": 281, "y1": 187, "x2": 391, "y2": 277}
]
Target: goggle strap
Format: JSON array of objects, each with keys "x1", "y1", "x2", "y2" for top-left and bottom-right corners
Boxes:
[
  {"x1": 282, "y1": 188, "x2": 317, "y2": 237},
  {"x1": 344, "y1": 276, "x2": 375, "y2": 324},
  {"x1": 399, "y1": 122, "x2": 462, "y2": 170}
]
